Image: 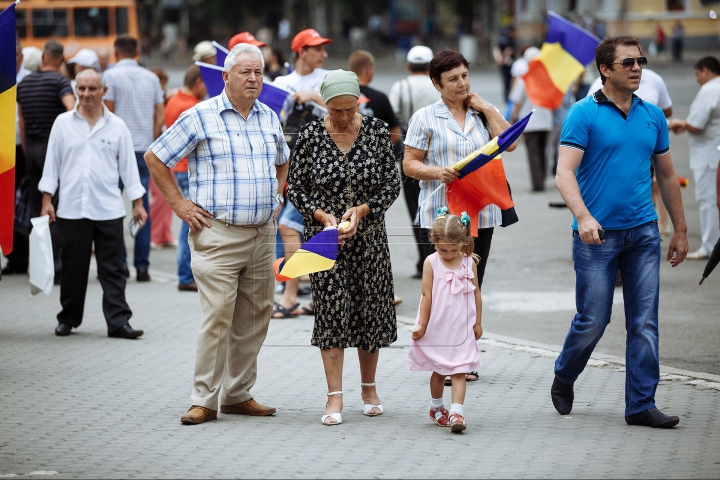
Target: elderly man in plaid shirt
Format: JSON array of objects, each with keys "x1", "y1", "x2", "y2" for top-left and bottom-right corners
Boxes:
[{"x1": 145, "y1": 43, "x2": 290, "y2": 425}]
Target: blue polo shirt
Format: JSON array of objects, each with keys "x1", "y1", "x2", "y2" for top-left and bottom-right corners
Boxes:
[{"x1": 560, "y1": 90, "x2": 669, "y2": 230}]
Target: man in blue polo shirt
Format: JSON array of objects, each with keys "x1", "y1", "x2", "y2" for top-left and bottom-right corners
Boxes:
[{"x1": 552, "y1": 36, "x2": 688, "y2": 428}]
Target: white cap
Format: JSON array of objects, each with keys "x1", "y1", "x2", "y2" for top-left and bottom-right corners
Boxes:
[
  {"x1": 407, "y1": 45, "x2": 433, "y2": 64},
  {"x1": 193, "y1": 41, "x2": 217, "y2": 62},
  {"x1": 523, "y1": 46, "x2": 541, "y2": 61},
  {"x1": 68, "y1": 48, "x2": 101, "y2": 70}
]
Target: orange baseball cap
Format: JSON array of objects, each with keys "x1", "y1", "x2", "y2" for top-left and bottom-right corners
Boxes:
[
  {"x1": 291, "y1": 29, "x2": 332, "y2": 53},
  {"x1": 228, "y1": 32, "x2": 267, "y2": 50}
]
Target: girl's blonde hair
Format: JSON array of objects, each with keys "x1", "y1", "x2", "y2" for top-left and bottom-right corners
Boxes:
[{"x1": 428, "y1": 213, "x2": 480, "y2": 264}]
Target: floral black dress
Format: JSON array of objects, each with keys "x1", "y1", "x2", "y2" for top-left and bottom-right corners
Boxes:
[{"x1": 287, "y1": 115, "x2": 401, "y2": 352}]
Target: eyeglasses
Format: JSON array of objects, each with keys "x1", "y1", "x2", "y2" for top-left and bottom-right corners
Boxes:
[{"x1": 609, "y1": 56, "x2": 648, "y2": 70}]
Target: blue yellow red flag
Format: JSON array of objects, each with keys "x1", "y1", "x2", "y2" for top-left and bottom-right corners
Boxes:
[
  {"x1": 0, "y1": 2, "x2": 17, "y2": 255},
  {"x1": 273, "y1": 222, "x2": 350, "y2": 281},
  {"x1": 522, "y1": 12, "x2": 600, "y2": 109}
]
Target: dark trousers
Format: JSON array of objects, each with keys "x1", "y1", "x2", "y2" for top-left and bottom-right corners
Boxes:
[
  {"x1": 3, "y1": 145, "x2": 29, "y2": 272},
  {"x1": 121, "y1": 152, "x2": 151, "y2": 271},
  {"x1": 524, "y1": 131, "x2": 550, "y2": 191},
  {"x1": 26, "y1": 137, "x2": 62, "y2": 277},
  {"x1": 401, "y1": 168, "x2": 424, "y2": 274},
  {"x1": 500, "y1": 65, "x2": 512, "y2": 102},
  {"x1": 57, "y1": 217, "x2": 132, "y2": 334},
  {"x1": 420, "y1": 227, "x2": 494, "y2": 288}
]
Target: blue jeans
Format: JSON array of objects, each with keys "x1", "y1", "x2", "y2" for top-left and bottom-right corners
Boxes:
[
  {"x1": 122, "y1": 152, "x2": 151, "y2": 270},
  {"x1": 175, "y1": 171, "x2": 194, "y2": 285},
  {"x1": 554, "y1": 221, "x2": 661, "y2": 417}
]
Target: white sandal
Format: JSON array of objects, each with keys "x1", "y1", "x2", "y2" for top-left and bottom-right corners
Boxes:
[
  {"x1": 321, "y1": 391, "x2": 343, "y2": 426},
  {"x1": 361, "y1": 382, "x2": 384, "y2": 416}
]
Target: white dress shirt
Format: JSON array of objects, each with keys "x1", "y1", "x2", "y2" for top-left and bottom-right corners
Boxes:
[
  {"x1": 16, "y1": 66, "x2": 31, "y2": 145},
  {"x1": 686, "y1": 76, "x2": 720, "y2": 170},
  {"x1": 39, "y1": 106, "x2": 146, "y2": 220}
]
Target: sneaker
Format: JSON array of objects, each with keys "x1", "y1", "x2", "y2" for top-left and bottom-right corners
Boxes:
[
  {"x1": 686, "y1": 249, "x2": 709, "y2": 260},
  {"x1": 429, "y1": 407, "x2": 450, "y2": 426}
]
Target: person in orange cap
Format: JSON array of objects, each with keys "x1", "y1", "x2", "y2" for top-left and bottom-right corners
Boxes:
[
  {"x1": 228, "y1": 32, "x2": 267, "y2": 50},
  {"x1": 271, "y1": 29, "x2": 332, "y2": 319}
]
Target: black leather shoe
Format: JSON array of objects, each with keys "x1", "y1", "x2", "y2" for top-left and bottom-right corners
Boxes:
[
  {"x1": 551, "y1": 376, "x2": 574, "y2": 415},
  {"x1": 122, "y1": 265, "x2": 130, "y2": 278},
  {"x1": 2, "y1": 264, "x2": 27, "y2": 275},
  {"x1": 55, "y1": 323, "x2": 72, "y2": 336},
  {"x1": 626, "y1": 408, "x2": 679, "y2": 428},
  {"x1": 136, "y1": 268, "x2": 151, "y2": 282},
  {"x1": 109, "y1": 324, "x2": 144, "y2": 339}
]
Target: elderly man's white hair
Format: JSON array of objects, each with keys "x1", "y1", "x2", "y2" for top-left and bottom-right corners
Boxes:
[
  {"x1": 76, "y1": 68, "x2": 106, "y2": 89},
  {"x1": 224, "y1": 43, "x2": 265, "y2": 72}
]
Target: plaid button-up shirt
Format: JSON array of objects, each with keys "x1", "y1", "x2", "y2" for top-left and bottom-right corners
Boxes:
[
  {"x1": 404, "y1": 100, "x2": 502, "y2": 229},
  {"x1": 103, "y1": 59, "x2": 164, "y2": 151},
  {"x1": 149, "y1": 90, "x2": 290, "y2": 226}
]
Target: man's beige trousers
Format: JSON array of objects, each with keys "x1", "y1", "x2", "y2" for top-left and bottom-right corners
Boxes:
[{"x1": 188, "y1": 219, "x2": 276, "y2": 410}]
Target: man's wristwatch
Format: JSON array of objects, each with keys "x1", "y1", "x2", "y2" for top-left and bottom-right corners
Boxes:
[{"x1": 275, "y1": 193, "x2": 284, "y2": 204}]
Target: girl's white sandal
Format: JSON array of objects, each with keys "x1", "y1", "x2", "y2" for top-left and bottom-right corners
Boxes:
[
  {"x1": 360, "y1": 382, "x2": 384, "y2": 416},
  {"x1": 321, "y1": 391, "x2": 343, "y2": 426}
]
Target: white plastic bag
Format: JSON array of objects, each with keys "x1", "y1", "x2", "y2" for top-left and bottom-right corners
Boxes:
[{"x1": 29, "y1": 215, "x2": 54, "y2": 296}]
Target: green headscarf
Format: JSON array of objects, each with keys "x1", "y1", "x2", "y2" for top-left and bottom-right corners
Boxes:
[{"x1": 320, "y1": 69, "x2": 360, "y2": 104}]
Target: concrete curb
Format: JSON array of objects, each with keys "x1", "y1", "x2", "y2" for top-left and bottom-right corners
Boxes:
[{"x1": 396, "y1": 314, "x2": 720, "y2": 389}]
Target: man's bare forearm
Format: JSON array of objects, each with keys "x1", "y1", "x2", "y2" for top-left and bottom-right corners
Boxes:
[
  {"x1": 655, "y1": 162, "x2": 688, "y2": 233},
  {"x1": 276, "y1": 162, "x2": 289, "y2": 194},
  {"x1": 556, "y1": 169, "x2": 591, "y2": 222},
  {"x1": 144, "y1": 150, "x2": 183, "y2": 207}
]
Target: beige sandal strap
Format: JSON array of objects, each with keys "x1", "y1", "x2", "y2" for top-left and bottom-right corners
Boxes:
[
  {"x1": 327, "y1": 391, "x2": 343, "y2": 396},
  {"x1": 360, "y1": 382, "x2": 376, "y2": 387}
]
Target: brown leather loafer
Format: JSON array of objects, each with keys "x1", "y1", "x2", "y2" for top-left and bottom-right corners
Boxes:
[
  {"x1": 221, "y1": 398, "x2": 276, "y2": 416},
  {"x1": 180, "y1": 405, "x2": 217, "y2": 425},
  {"x1": 178, "y1": 281, "x2": 198, "y2": 292}
]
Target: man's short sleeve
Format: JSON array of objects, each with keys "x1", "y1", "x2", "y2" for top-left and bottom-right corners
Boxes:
[
  {"x1": 655, "y1": 77, "x2": 673, "y2": 111},
  {"x1": 508, "y1": 78, "x2": 526, "y2": 105},
  {"x1": 686, "y1": 87, "x2": 713, "y2": 131},
  {"x1": 653, "y1": 109, "x2": 670, "y2": 156},
  {"x1": 560, "y1": 102, "x2": 591, "y2": 152},
  {"x1": 404, "y1": 107, "x2": 430, "y2": 151},
  {"x1": 149, "y1": 109, "x2": 199, "y2": 168},
  {"x1": 57, "y1": 75, "x2": 73, "y2": 99},
  {"x1": 153, "y1": 76, "x2": 164, "y2": 105},
  {"x1": 103, "y1": 72, "x2": 116, "y2": 102}
]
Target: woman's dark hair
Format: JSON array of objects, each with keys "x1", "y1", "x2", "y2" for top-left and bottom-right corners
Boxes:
[
  {"x1": 595, "y1": 36, "x2": 642, "y2": 85},
  {"x1": 694, "y1": 56, "x2": 720, "y2": 75},
  {"x1": 429, "y1": 50, "x2": 469, "y2": 87}
]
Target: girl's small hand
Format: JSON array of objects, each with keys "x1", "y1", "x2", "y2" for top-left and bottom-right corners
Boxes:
[
  {"x1": 412, "y1": 324, "x2": 427, "y2": 340},
  {"x1": 474, "y1": 322, "x2": 483, "y2": 340}
]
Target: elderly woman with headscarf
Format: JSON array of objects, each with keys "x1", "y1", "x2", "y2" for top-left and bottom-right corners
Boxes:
[{"x1": 287, "y1": 70, "x2": 401, "y2": 426}]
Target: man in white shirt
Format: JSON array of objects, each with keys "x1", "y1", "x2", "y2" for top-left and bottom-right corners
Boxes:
[
  {"x1": 39, "y1": 69, "x2": 147, "y2": 339},
  {"x1": 669, "y1": 56, "x2": 720, "y2": 259},
  {"x1": 270, "y1": 29, "x2": 332, "y2": 318},
  {"x1": 388, "y1": 45, "x2": 439, "y2": 279}
]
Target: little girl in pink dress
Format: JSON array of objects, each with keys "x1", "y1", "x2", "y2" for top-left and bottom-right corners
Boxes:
[{"x1": 408, "y1": 209, "x2": 483, "y2": 432}]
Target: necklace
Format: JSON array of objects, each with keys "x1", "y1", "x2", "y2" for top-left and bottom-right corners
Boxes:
[{"x1": 326, "y1": 115, "x2": 359, "y2": 156}]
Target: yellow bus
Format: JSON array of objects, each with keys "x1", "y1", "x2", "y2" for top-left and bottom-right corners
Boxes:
[{"x1": 15, "y1": 0, "x2": 139, "y2": 58}]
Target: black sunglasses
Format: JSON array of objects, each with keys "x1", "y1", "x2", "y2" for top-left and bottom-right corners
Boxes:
[{"x1": 609, "y1": 56, "x2": 648, "y2": 69}]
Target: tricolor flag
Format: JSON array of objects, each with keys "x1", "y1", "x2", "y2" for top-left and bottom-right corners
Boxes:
[
  {"x1": 522, "y1": 12, "x2": 600, "y2": 109},
  {"x1": 273, "y1": 223, "x2": 349, "y2": 281},
  {"x1": 445, "y1": 111, "x2": 533, "y2": 234},
  {"x1": 212, "y1": 41, "x2": 228, "y2": 67},
  {"x1": 0, "y1": 2, "x2": 17, "y2": 255},
  {"x1": 195, "y1": 61, "x2": 291, "y2": 117}
]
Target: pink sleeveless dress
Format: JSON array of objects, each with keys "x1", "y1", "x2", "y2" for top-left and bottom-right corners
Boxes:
[{"x1": 408, "y1": 253, "x2": 481, "y2": 375}]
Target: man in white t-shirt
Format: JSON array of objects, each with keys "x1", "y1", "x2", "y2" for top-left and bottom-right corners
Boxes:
[
  {"x1": 270, "y1": 29, "x2": 332, "y2": 318},
  {"x1": 509, "y1": 48, "x2": 554, "y2": 192},
  {"x1": 669, "y1": 56, "x2": 720, "y2": 259},
  {"x1": 587, "y1": 68, "x2": 673, "y2": 117},
  {"x1": 388, "y1": 45, "x2": 440, "y2": 279}
]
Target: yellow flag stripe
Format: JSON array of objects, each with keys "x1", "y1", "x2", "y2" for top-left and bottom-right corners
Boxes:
[
  {"x1": 537, "y1": 43, "x2": 585, "y2": 96},
  {"x1": 453, "y1": 137, "x2": 500, "y2": 171},
  {"x1": 0, "y1": 85, "x2": 16, "y2": 175},
  {"x1": 280, "y1": 248, "x2": 336, "y2": 278}
]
